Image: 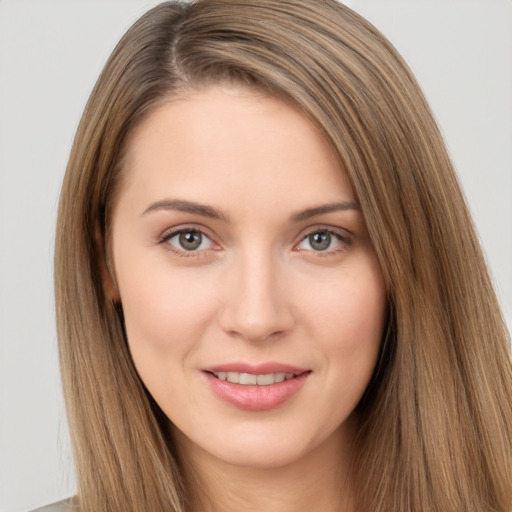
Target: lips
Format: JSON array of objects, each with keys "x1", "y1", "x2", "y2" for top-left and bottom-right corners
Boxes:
[{"x1": 203, "y1": 363, "x2": 311, "y2": 411}]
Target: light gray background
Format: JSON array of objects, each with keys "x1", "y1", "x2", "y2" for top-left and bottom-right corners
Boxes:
[{"x1": 1, "y1": 1, "x2": 511, "y2": 511}]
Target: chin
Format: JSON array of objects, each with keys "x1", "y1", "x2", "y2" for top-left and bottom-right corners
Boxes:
[
  {"x1": 217, "y1": 441, "x2": 309, "y2": 470},
  {"x1": 172, "y1": 416, "x2": 348, "y2": 473}
]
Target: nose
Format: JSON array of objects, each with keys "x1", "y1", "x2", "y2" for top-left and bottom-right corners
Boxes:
[{"x1": 217, "y1": 250, "x2": 295, "y2": 342}]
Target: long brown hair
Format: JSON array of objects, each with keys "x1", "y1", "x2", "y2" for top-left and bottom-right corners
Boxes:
[{"x1": 55, "y1": 1, "x2": 512, "y2": 510}]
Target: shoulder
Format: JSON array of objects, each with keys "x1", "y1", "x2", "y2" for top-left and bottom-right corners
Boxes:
[{"x1": 29, "y1": 498, "x2": 77, "y2": 512}]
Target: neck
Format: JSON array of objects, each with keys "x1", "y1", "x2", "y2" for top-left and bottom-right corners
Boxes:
[{"x1": 176, "y1": 420, "x2": 357, "y2": 512}]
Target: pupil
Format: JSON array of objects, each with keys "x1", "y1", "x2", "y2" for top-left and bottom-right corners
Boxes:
[
  {"x1": 310, "y1": 232, "x2": 331, "y2": 251},
  {"x1": 179, "y1": 231, "x2": 202, "y2": 250}
]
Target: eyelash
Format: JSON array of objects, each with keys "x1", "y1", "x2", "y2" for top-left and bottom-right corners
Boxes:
[
  {"x1": 158, "y1": 226, "x2": 218, "y2": 258},
  {"x1": 294, "y1": 227, "x2": 351, "y2": 256},
  {"x1": 157, "y1": 225, "x2": 351, "y2": 257}
]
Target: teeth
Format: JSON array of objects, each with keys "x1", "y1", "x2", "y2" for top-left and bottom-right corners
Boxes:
[
  {"x1": 257, "y1": 373, "x2": 275, "y2": 385},
  {"x1": 238, "y1": 373, "x2": 257, "y2": 385},
  {"x1": 213, "y1": 371, "x2": 296, "y2": 386}
]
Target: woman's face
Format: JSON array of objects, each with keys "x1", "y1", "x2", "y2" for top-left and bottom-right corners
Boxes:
[{"x1": 109, "y1": 86, "x2": 387, "y2": 470}]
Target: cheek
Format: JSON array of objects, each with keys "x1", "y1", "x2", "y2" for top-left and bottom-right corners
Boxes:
[
  {"x1": 306, "y1": 257, "x2": 386, "y2": 376},
  {"x1": 314, "y1": 259, "x2": 385, "y2": 335},
  {"x1": 117, "y1": 267, "x2": 220, "y2": 408},
  {"x1": 115, "y1": 257, "x2": 218, "y2": 360}
]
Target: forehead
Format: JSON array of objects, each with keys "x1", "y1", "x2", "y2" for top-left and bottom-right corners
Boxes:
[{"x1": 117, "y1": 85, "x2": 354, "y2": 214}]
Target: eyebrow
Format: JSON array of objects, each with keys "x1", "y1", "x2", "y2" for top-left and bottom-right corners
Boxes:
[
  {"x1": 141, "y1": 199, "x2": 359, "y2": 223},
  {"x1": 142, "y1": 199, "x2": 231, "y2": 222},
  {"x1": 290, "y1": 201, "x2": 359, "y2": 222}
]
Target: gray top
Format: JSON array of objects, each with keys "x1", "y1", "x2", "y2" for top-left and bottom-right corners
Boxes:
[{"x1": 30, "y1": 498, "x2": 76, "y2": 512}]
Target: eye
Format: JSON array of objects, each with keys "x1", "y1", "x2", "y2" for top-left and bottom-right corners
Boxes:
[
  {"x1": 296, "y1": 229, "x2": 349, "y2": 253},
  {"x1": 163, "y1": 229, "x2": 214, "y2": 252}
]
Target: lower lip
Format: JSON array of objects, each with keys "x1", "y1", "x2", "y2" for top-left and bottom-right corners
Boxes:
[{"x1": 204, "y1": 372, "x2": 310, "y2": 411}]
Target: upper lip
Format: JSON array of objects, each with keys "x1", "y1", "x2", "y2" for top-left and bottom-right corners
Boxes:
[{"x1": 203, "y1": 362, "x2": 309, "y2": 375}]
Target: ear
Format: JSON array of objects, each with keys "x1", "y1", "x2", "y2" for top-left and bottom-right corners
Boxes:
[{"x1": 95, "y1": 221, "x2": 120, "y2": 303}]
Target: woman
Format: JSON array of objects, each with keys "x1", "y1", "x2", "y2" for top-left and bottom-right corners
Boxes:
[{"x1": 41, "y1": 0, "x2": 512, "y2": 510}]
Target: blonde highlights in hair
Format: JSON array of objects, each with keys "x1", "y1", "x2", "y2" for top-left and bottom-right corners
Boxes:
[{"x1": 55, "y1": 1, "x2": 512, "y2": 510}]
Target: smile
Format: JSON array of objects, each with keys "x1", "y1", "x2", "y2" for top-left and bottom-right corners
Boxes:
[
  {"x1": 211, "y1": 371, "x2": 300, "y2": 386},
  {"x1": 204, "y1": 368, "x2": 311, "y2": 411}
]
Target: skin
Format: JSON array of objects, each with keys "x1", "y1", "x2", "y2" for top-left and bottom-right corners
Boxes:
[{"x1": 108, "y1": 86, "x2": 387, "y2": 511}]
